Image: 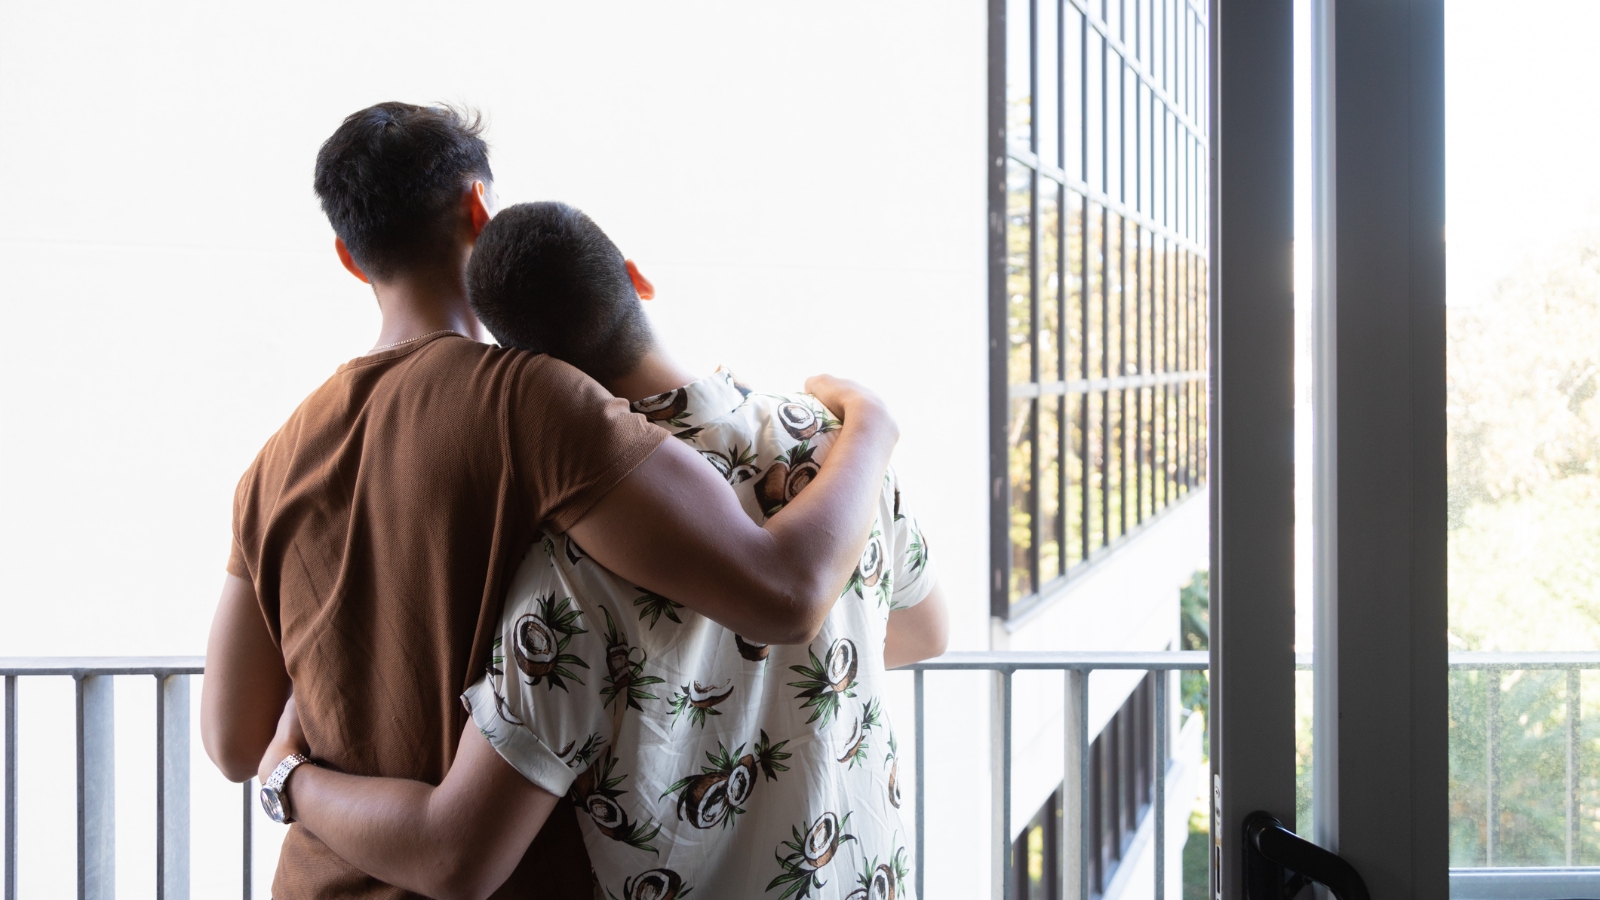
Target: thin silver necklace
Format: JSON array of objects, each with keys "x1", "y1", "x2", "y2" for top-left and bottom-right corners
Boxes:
[{"x1": 368, "y1": 329, "x2": 463, "y2": 354}]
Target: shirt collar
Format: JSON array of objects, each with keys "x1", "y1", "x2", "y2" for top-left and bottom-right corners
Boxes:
[{"x1": 629, "y1": 369, "x2": 748, "y2": 436}]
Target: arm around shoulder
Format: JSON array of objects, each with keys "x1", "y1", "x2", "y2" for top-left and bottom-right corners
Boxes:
[{"x1": 567, "y1": 377, "x2": 899, "y2": 645}]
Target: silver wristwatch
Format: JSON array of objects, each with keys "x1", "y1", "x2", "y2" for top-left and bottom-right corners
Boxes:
[{"x1": 259, "y1": 753, "x2": 312, "y2": 824}]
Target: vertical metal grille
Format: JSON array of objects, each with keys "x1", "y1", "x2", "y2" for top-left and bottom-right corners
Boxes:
[{"x1": 991, "y1": 0, "x2": 1210, "y2": 618}]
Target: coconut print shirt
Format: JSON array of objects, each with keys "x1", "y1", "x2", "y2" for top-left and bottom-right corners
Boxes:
[{"x1": 462, "y1": 370, "x2": 935, "y2": 900}]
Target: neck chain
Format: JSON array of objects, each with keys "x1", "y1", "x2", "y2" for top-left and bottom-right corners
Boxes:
[{"x1": 368, "y1": 329, "x2": 464, "y2": 355}]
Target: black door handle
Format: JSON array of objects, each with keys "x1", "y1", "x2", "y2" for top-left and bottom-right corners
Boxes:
[{"x1": 1243, "y1": 811, "x2": 1371, "y2": 900}]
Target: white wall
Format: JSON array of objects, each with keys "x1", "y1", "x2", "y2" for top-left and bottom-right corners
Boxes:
[
  {"x1": 0, "y1": 0, "x2": 990, "y2": 654},
  {"x1": 0, "y1": 2, "x2": 993, "y2": 896}
]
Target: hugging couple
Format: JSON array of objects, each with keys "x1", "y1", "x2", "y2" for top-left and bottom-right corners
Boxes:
[{"x1": 200, "y1": 102, "x2": 948, "y2": 900}]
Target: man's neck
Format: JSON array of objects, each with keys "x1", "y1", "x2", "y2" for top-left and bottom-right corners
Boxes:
[
  {"x1": 605, "y1": 350, "x2": 701, "y2": 403},
  {"x1": 369, "y1": 264, "x2": 487, "y2": 352}
]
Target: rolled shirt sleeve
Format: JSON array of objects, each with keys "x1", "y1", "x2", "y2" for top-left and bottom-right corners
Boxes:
[{"x1": 463, "y1": 539, "x2": 613, "y2": 798}]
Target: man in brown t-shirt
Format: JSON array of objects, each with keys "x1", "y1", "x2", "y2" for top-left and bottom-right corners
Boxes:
[{"x1": 199, "y1": 104, "x2": 898, "y2": 900}]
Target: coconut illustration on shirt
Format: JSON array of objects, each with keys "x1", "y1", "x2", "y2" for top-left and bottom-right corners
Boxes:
[
  {"x1": 734, "y1": 633, "x2": 770, "y2": 661},
  {"x1": 756, "y1": 442, "x2": 822, "y2": 517},
  {"x1": 769, "y1": 811, "x2": 857, "y2": 900},
  {"x1": 634, "y1": 387, "x2": 691, "y2": 428},
  {"x1": 666, "y1": 679, "x2": 735, "y2": 728},
  {"x1": 700, "y1": 443, "x2": 760, "y2": 485},
  {"x1": 564, "y1": 534, "x2": 588, "y2": 566},
  {"x1": 609, "y1": 867, "x2": 689, "y2": 900},
  {"x1": 789, "y1": 638, "x2": 860, "y2": 728},
  {"x1": 599, "y1": 607, "x2": 665, "y2": 711},
  {"x1": 570, "y1": 748, "x2": 662, "y2": 854},
  {"x1": 777, "y1": 401, "x2": 821, "y2": 440},
  {"x1": 845, "y1": 527, "x2": 891, "y2": 607},
  {"x1": 836, "y1": 698, "x2": 882, "y2": 769},
  {"x1": 846, "y1": 849, "x2": 911, "y2": 900},
  {"x1": 661, "y1": 732, "x2": 790, "y2": 830},
  {"x1": 512, "y1": 594, "x2": 588, "y2": 692}
]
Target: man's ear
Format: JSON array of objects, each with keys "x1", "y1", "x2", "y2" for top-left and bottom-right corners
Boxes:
[
  {"x1": 334, "y1": 237, "x2": 371, "y2": 284},
  {"x1": 625, "y1": 259, "x2": 655, "y2": 301},
  {"x1": 466, "y1": 181, "x2": 494, "y2": 240}
]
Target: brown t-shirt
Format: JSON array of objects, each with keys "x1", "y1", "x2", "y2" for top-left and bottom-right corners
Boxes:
[{"x1": 227, "y1": 332, "x2": 665, "y2": 899}]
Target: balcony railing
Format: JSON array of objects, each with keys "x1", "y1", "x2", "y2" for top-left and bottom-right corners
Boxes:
[{"x1": 4, "y1": 651, "x2": 1599, "y2": 900}]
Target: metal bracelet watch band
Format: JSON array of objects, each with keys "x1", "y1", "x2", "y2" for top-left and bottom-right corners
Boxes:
[{"x1": 259, "y1": 753, "x2": 312, "y2": 824}]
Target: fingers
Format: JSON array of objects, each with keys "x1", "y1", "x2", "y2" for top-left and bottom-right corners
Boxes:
[{"x1": 803, "y1": 374, "x2": 868, "y2": 419}]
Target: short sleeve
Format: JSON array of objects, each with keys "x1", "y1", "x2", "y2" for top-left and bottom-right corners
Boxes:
[
  {"x1": 506, "y1": 356, "x2": 667, "y2": 533},
  {"x1": 226, "y1": 536, "x2": 249, "y2": 579},
  {"x1": 887, "y1": 468, "x2": 937, "y2": 610},
  {"x1": 464, "y1": 541, "x2": 612, "y2": 797},
  {"x1": 226, "y1": 457, "x2": 260, "y2": 580}
]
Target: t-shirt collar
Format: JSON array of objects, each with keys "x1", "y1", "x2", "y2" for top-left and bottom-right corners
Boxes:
[{"x1": 629, "y1": 368, "x2": 748, "y2": 436}]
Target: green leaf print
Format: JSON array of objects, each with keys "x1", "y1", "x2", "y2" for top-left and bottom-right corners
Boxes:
[
  {"x1": 788, "y1": 639, "x2": 859, "y2": 728},
  {"x1": 511, "y1": 594, "x2": 590, "y2": 692},
  {"x1": 555, "y1": 732, "x2": 606, "y2": 770},
  {"x1": 599, "y1": 607, "x2": 665, "y2": 711},
  {"x1": 836, "y1": 698, "x2": 882, "y2": 769},
  {"x1": 767, "y1": 811, "x2": 856, "y2": 900},
  {"x1": 908, "y1": 528, "x2": 929, "y2": 574},
  {"x1": 700, "y1": 442, "x2": 761, "y2": 485},
  {"x1": 851, "y1": 846, "x2": 910, "y2": 900},
  {"x1": 634, "y1": 591, "x2": 685, "y2": 629}
]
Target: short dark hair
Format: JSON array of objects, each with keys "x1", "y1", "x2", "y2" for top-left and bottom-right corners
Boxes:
[
  {"x1": 467, "y1": 202, "x2": 654, "y2": 382},
  {"x1": 313, "y1": 102, "x2": 493, "y2": 281}
]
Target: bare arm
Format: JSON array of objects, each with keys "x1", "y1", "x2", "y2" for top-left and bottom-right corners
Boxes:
[
  {"x1": 884, "y1": 582, "x2": 951, "y2": 669},
  {"x1": 259, "y1": 704, "x2": 553, "y2": 900},
  {"x1": 200, "y1": 573, "x2": 291, "y2": 782},
  {"x1": 568, "y1": 376, "x2": 897, "y2": 645}
]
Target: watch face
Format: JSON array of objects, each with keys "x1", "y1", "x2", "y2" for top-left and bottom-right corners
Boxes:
[{"x1": 260, "y1": 785, "x2": 287, "y2": 823}]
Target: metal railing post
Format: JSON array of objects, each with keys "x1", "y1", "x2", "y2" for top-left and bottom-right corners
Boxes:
[
  {"x1": 157, "y1": 674, "x2": 190, "y2": 900},
  {"x1": 992, "y1": 669, "x2": 1013, "y2": 900},
  {"x1": 1154, "y1": 669, "x2": 1168, "y2": 900},
  {"x1": 5, "y1": 675, "x2": 15, "y2": 900},
  {"x1": 1062, "y1": 669, "x2": 1088, "y2": 900},
  {"x1": 1486, "y1": 670, "x2": 1500, "y2": 866},
  {"x1": 77, "y1": 674, "x2": 115, "y2": 900},
  {"x1": 915, "y1": 669, "x2": 926, "y2": 900},
  {"x1": 243, "y1": 781, "x2": 253, "y2": 900},
  {"x1": 1566, "y1": 668, "x2": 1580, "y2": 867}
]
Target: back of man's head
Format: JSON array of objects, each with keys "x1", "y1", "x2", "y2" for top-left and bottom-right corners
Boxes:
[
  {"x1": 468, "y1": 202, "x2": 653, "y2": 382},
  {"x1": 314, "y1": 102, "x2": 492, "y2": 281}
]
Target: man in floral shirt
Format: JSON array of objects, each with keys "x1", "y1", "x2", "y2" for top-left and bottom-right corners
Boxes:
[{"x1": 258, "y1": 202, "x2": 948, "y2": 900}]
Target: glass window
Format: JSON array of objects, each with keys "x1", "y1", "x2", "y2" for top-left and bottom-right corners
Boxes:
[
  {"x1": 992, "y1": 0, "x2": 1207, "y2": 615},
  {"x1": 1445, "y1": 1, "x2": 1600, "y2": 869},
  {"x1": 1008, "y1": 0, "x2": 1032, "y2": 150},
  {"x1": 1008, "y1": 161, "x2": 1035, "y2": 387},
  {"x1": 1037, "y1": 0, "x2": 1060, "y2": 169}
]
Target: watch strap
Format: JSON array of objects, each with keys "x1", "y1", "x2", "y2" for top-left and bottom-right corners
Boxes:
[{"x1": 266, "y1": 752, "x2": 311, "y2": 792}]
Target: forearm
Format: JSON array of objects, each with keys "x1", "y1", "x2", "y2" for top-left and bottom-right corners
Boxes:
[
  {"x1": 569, "y1": 387, "x2": 899, "y2": 645},
  {"x1": 289, "y1": 768, "x2": 468, "y2": 898},
  {"x1": 268, "y1": 722, "x2": 555, "y2": 900},
  {"x1": 756, "y1": 396, "x2": 900, "y2": 631}
]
